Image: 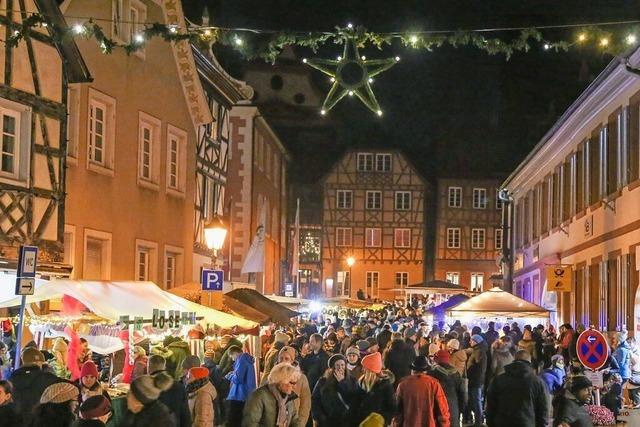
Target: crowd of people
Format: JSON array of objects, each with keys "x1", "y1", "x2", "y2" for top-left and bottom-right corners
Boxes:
[{"x1": 1, "y1": 303, "x2": 639, "y2": 427}]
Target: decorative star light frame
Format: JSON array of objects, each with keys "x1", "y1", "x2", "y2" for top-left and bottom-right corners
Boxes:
[{"x1": 303, "y1": 27, "x2": 400, "y2": 116}]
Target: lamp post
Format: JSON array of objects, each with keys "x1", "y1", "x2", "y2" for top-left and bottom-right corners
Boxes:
[
  {"x1": 203, "y1": 216, "x2": 227, "y2": 307},
  {"x1": 346, "y1": 256, "x2": 355, "y2": 298}
]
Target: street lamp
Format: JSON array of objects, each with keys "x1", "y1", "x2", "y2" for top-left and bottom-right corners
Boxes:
[
  {"x1": 346, "y1": 256, "x2": 355, "y2": 298},
  {"x1": 204, "y1": 216, "x2": 227, "y2": 267}
]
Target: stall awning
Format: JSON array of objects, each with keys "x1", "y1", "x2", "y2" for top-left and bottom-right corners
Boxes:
[
  {"x1": 0, "y1": 275, "x2": 259, "y2": 333},
  {"x1": 447, "y1": 287, "x2": 550, "y2": 318},
  {"x1": 223, "y1": 288, "x2": 299, "y2": 326},
  {"x1": 426, "y1": 294, "x2": 469, "y2": 315},
  {"x1": 394, "y1": 280, "x2": 470, "y2": 295}
]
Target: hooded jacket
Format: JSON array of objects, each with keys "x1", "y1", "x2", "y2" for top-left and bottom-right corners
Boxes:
[
  {"x1": 241, "y1": 384, "x2": 301, "y2": 427},
  {"x1": 540, "y1": 366, "x2": 565, "y2": 394},
  {"x1": 188, "y1": 379, "x2": 217, "y2": 427},
  {"x1": 228, "y1": 352, "x2": 257, "y2": 402},
  {"x1": 219, "y1": 337, "x2": 244, "y2": 375},
  {"x1": 384, "y1": 339, "x2": 416, "y2": 386},
  {"x1": 429, "y1": 363, "x2": 465, "y2": 427},
  {"x1": 613, "y1": 341, "x2": 632, "y2": 380},
  {"x1": 393, "y1": 371, "x2": 449, "y2": 427},
  {"x1": 9, "y1": 365, "x2": 63, "y2": 415},
  {"x1": 466, "y1": 341, "x2": 488, "y2": 387},
  {"x1": 486, "y1": 359, "x2": 548, "y2": 427},
  {"x1": 167, "y1": 339, "x2": 191, "y2": 380}
]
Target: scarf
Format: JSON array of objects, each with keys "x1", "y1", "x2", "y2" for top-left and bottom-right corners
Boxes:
[
  {"x1": 268, "y1": 384, "x2": 289, "y2": 427},
  {"x1": 186, "y1": 377, "x2": 209, "y2": 395}
]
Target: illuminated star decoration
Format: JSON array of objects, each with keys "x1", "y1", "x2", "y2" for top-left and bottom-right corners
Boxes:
[{"x1": 302, "y1": 26, "x2": 400, "y2": 116}]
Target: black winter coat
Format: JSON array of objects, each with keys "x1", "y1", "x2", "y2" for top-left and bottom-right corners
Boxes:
[
  {"x1": 151, "y1": 370, "x2": 192, "y2": 427},
  {"x1": 121, "y1": 400, "x2": 177, "y2": 427},
  {"x1": 384, "y1": 340, "x2": 415, "y2": 386},
  {"x1": 466, "y1": 342, "x2": 488, "y2": 387},
  {"x1": 350, "y1": 373, "x2": 397, "y2": 426},
  {"x1": 311, "y1": 374, "x2": 358, "y2": 427},
  {"x1": 553, "y1": 391, "x2": 593, "y2": 427},
  {"x1": 9, "y1": 365, "x2": 62, "y2": 415},
  {"x1": 301, "y1": 350, "x2": 330, "y2": 391},
  {"x1": 486, "y1": 360, "x2": 548, "y2": 427},
  {"x1": 0, "y1": 401, "x2": 22, "y2": 427},
  {"x1": 376, "y1": 330, "x2": 392, "y2": 353},
  {"x1": 429, "y1": 364, "x2": 465, "y2": 427}
]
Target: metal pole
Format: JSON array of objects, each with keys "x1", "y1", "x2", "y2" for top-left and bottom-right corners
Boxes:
[
  {"x1": 349, "y1": 266, "x2": 352, "y2": 298},
  {"x1": 14, "y1": 295, "x2": 27, "y2": 370}
]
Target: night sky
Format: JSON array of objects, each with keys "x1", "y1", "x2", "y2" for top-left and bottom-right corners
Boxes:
[{"x1": 184, "y1": 0, "x2": 640, "y2": 183}]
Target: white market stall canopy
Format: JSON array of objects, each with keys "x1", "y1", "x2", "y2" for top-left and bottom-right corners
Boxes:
[
  {"x1": 447, "y1": 287, "x2": 550, "y2": 318},
  {"x1": 0, "y1": 275, "x2": 259, "y2": 332}
]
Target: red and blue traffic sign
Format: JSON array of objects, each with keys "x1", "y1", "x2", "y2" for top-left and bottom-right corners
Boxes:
[{"x1": 576, "y1": 329, "x2": 609, "y2": 371}]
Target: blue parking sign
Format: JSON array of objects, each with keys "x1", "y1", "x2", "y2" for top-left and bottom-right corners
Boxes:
[{"x1": 201, "y1": 269, "x2": 224, "y2": 291}]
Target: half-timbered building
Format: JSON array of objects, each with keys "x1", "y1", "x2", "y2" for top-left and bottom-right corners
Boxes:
[
  {"x1": 321, "y1": 150, "x2": 427, "y2": 300},
  {"x1": 435, "y1": 178, "x2": 503, "y2": 291},
  {"x1": 0, "y1": 0, "x2": 90, "y2": 273}
]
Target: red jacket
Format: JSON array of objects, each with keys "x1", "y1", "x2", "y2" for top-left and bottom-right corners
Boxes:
[{"x1": 393, "y1": 373, "x2": 450, "y2": 427}]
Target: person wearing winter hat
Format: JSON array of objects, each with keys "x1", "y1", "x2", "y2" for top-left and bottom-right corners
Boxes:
[
  {"x1": 274, "y1": 330, "x2": 291, "y2": 345},
  {"x1": 465, "y1": 332, "x2": 488, "y2": 426},
  {"x1": 30, "y1": 381, "x2": 80, "y2": 427},
  {"x1": 346, "y1": 346, "x2": 363, "y2": 379},
  {"x1": 553, "y1": 376, "x2": 593, "y2": 427},
  {"x1": 124, "y1": 373, "x2": 175, "y2": 427},
  {"x1": 147, "y1": 354, "x2": 191, "y2": 427},
  {"x1": 76, "y1": 361, "x2": 109, "y2": 404},
  {"x1": 356, "y1": 339, "x2": 370, "y2": 355},
  {"x1": 351, "y1": 352, "x2": 396, "y2": 426},
  {"x1": 540, "y1": 354, "x2": 566, "y2": 395},
  {"x1": 446, "y1": 338, "x2": 467, "y2": 377},
  {"x1": 132, "y1": 346, "x2": 148, "y2": 382},
  {"x1": 226, "y1": 345, "x2": 257, "y2": 426},
  {"x1": 180, "y1": 355, "x2": 201, "y2": 383},
  {"x1": 429, "y1": 350, "x2": 464, "y2": 427},
  {"x1": 186, "y1": 366, "x2": 216, "y2": 427},
  {"x1": 79, "y1": 394, "x2": 112, "y2": 424},
  {"x1": 50, "y1": 338, "x2": 71, "y2": 379},
  {"x1": 311, "y1": 351, "x2": 358, "y2": 427},
  {"x1": 277, "y1": 346, "x2": 311, "y2": 426},
  {"x1": 365, "y1": 337, "x2": 379, "y2": 354}
]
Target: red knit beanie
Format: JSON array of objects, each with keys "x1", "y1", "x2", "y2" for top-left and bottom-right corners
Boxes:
[
  {"x1": 80, "y1": 361, "x2": 99, "y2": 378},
  {"x1": 188, "y1": 366, "x2": 209, "y2": 382},
  {"x1": 361, "y1": 352, "x2": 382, "y2": 374}
]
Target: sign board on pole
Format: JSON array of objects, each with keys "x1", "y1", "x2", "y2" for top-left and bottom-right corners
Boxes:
[
  {"x1": 16, "y1": 278, "x2": 35, "y2": 296},
  {"x1": 576, "y1": 329, "x2": 609, "y2": 371},
  {"x1": 584, "y1": 370, "x2": 604, "y2": 388},
  {"x1": 15, "y1": 246, "x2": 37, "y2": 295},
  {"x1": 201, "y1": 269, "x2": 224, "y2": 291},
  {"x1": 546, "y1": 265, "x2": 572, "y2": 292}
]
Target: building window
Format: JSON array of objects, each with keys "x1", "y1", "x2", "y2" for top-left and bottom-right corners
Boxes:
[
  {"x1": 336, "y1": 190, "x2": 353, "y2": 209},
  {"x1": 448, "y1": 187, "x2": 462, "y2": 208},
  {"x1": 112, "y1": 0, "x2": 125, "y2": 40},
  {"x1": 83, "y1": 229, "x2": 112, "y2": 280},
  {"x1": 446, "y1": 228, "x2": 461, "y2": 249},
  {"x1": 365, "y1": 228, "x2": 382, "y2": 247},
  {"x1": 473, "y1": 188, "x2": 487, "y2": 209},
  {"x1": 375, "y1": 153, "x2": 391, "y2": 171},
  {"x1": 394, "y1": 228, "x2": 411, "y2": 248},
  {"x1": 163, "y1": 246, "x2": 183, "y2": 289},
  {"x1": 446, "y1": 272, "x2": 460, "y2": 285},
  {"x1": 137, "y1": 112, "x2": 161, "y2": 188},
  {"x1": 336, "y1": 227, "x2": 352, "y2": 247},
  {"x1": 87, "y1": 89, "x2": 115, "y2": 174},
  {"x1": 366, "y1": 271, "x2": 379, "y2": 294},
  {"x1": 395, "y1": 191, "x2": 411, "y2": 210},
  {"x1": 366, "y1": 191, "x2": 382, "y2": 210},
  {"x1": 63, "y1": 225, "x2": 76, "y2": 278},
  {"x1": 496, "y1": 189, "x2": 503, "y2": 209},
  {"x1": 135, "y1": 239, "x2": 157, "y2": 282},
  {"x1": 471, "y1": 273, "x2": 484, "y2": 292},
  {"x1": 166, "y1": 125, "x2": 186, "y2": 195},
  {"x1": 395, "y1": 272, "x2": 409, "y2": 287},
  {"x1": 495, "y1": 228, "x2": 503, "y2": 250},
  {"x1": 357, "y1": 153, "x2": 373, "y2": 171},
  {"x1": 472, "y1": 228, "x2": 486, "y2": 249}
]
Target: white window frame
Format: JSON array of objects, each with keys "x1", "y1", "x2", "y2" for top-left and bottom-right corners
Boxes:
[
  {"x1": 446, "y1": 227, "x2": 461, "y2": 249},
  {"x1": 335, "y1": 227, "x2": 352, "y2": 247},
  {"x1": 395, "y1": 272, "x2": 409, "y2": 287},
  {"x1": 365, "y1": 228, "x2": 382, "y2": 247},
  {"x1": 473, "y1": 188, "x2": 487, "y2": 209},
  {"x1": 472, "y1": 228, "x2": 486, "y2": 249},
  {"x1": 0, "y1": 99, "x2": 30, "y2": 187},
  {"x1": 357, "y1": 152, "x2": 373, "y2": 171},
  {"x1": 111, "y1": 0, "x2": 126, "y2": 42},
  {"x1": 471, "y1": 273, "x2": 484, "y2": 292},
  {"x1": 336, "y1": 190, "x2": 353, "y2": 209},
  {"x1": 166, "y1": 124, "x2": 187, "y2": 197},
  {"x1": 137, "y1": 111, "x2": 161, "y2": 189},
  {"x1": 446, "y1": 272, "x2": 460, "y2": 285},
  {"x1": 448, "y1": 187, "x2": 462, "y2": 208},
  {"x1": 83, "y1": 229, "x2": 112, "y2": 280},
  {"x1": 86, "y1": 88, "x2": 116, "y2": 175},
  {"x1": 395, "y1": 191, "x2": 411, "y2": 210},
  {"x1": 366, "y1": 190, "x2": 382, "y2": 210},
  {"x1": 66, "y1": 85, "x2": 80, "y2": 162},
  {"x1": 128, "y1": 0, "x2": 146, "y2": 56},
  {"x1": 135, "y1": 239, "x2": 158, "y2": 282},
  {"x1": 495, "y1": 228, "x2": 503, "y2": 250},
  {"x1": 375, "y1": 153, "x2": 392, "y2": 172},
  {"x1": 163, "y1": 245, "x2": 183, "y2": 289},
  {"x1": 394, "y1": 228, "x2": 411, "y2": 248},
  {"x1": 366, "y1": 271, "x2": 379, "y2": 296}
]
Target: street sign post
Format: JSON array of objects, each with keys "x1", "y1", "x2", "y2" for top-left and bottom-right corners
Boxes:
[
  {"x1": 576, "y1": 328, "x2": 609, "y2": 371},
  {"x1": 14, "y1": 245, "x2": 38, "y2": 370},
  {"x1": 546, "y1": 265, "x2": 572, "y2": 292}
]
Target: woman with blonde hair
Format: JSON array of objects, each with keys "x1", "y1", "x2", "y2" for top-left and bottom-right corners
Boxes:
[
  {"x1": 311, "y1": 354, "x2": 358, "y2": 427},
  {"x1": 350, "y1": 352, "x2": 396, "y2": 426},
  {"x1": 242, "y1": 362, "x2": 302, "y2": 427}
]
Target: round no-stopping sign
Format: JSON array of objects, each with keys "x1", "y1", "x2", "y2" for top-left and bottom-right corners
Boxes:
[{"x1": 576, "y1": 329, "x2": 609, "y2": 371}]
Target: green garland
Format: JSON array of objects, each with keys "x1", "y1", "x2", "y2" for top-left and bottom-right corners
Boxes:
[{"x1": 5, "y1": 13, "x2": 639, "y2": 62}]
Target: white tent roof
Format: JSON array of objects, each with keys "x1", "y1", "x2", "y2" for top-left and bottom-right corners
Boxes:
[
  {"x1": 0, "y1": 275, "x2": 258, "y2": 331},
  {"x1": 447, "y1": 287, "x2": 550, "y2": 318}
]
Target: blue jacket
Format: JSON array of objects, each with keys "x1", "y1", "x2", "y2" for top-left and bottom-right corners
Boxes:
[
  {"x1": 614, "y1": 341, "x2": 632, "y2": 380},
  {"x1": 226, "y1": 352, "x2": 256, "y2": 402},
  {"x1": 540, "y1": 367, "x2": 565, "y2": 394}
]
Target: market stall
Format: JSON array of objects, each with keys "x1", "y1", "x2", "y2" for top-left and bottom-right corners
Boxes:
[
  {"x1": 394, "y1": 280, "x2": 474, "y2": 307},
  {"x1": 426, "y1": 293, "x2": 469, "y2": 322},
  {"x1": 223, "y1": 288, "x2": 299, "y2": 326},
  {"x1": 447, "y1": 286, "x2": 550, "y2": 322}
]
